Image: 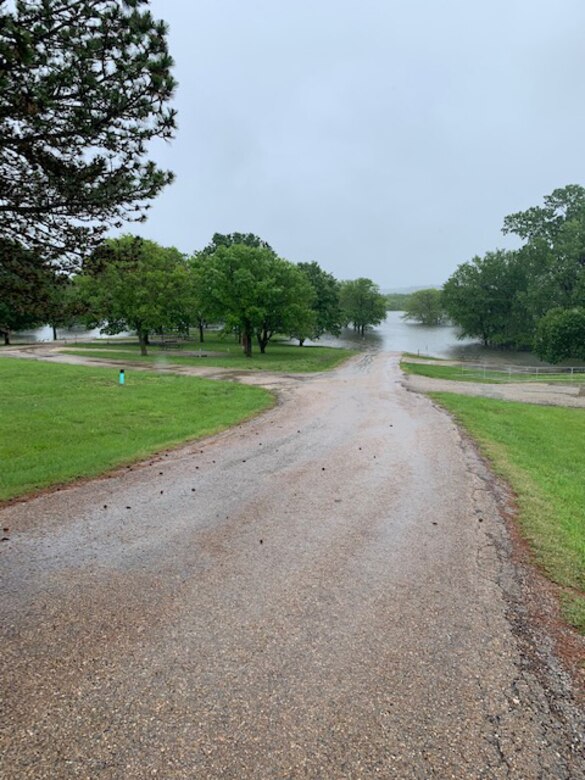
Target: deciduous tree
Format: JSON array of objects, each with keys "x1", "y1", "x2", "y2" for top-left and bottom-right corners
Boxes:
[
  {"x1": 201, "y1": 244, "x2": 314, "y2": 357},
  {"x1": 295, "y1": 261, "x2": 342, "y2": 344},
  {"x1": 534, "y1": 307, "x2": 585, "y2": 363},
  {"x1": 443, "y1": 250, "x2": 530, "y2": 347},
  {"x1": 339, "y1": 278, "x2": 386, "y2": 336},
  {"x1": 401, "y1": 288, "x2": 446, "y2": 326},
  {"x1": 75, "y1": 235, "x2": 190, "y2": 354}
]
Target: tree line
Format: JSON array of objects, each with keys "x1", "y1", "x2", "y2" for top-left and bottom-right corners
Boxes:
[
  {"x1": 442, "y1": 185, "x2": 585, "y2": 363},
  {"x1": 1, "y1": 232, "x2": 388, "y2": 355}
]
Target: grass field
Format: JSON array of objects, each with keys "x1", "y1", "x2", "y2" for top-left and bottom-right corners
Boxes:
[
  {"x1": 402, "y1": 360, "x2": 585, "y2": 384},
  {"x1": 61, "y1": 336, "x2": 354, "y2": 373},
  {"x1": 432, "y1": 392, "x2": 585, "y2": 633},
  {"x1": 0, "y1": 358, "x2": 273, "y2": 501}
]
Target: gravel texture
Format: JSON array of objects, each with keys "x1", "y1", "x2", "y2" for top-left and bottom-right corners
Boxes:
[
  {"x1": 402, "y1": 372, "x2": 585, "y2": 408},
  {"x1": 1, "y1": 351, "x2": 583, "y2": 778}
]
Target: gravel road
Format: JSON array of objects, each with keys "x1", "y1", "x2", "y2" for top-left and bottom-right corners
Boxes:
[
  {"x1": 403, "y1": 372, "x2": 585, "y2": 408},
  {"x1": 1, "y1": 351, "x2": 583, "y2": 778}
]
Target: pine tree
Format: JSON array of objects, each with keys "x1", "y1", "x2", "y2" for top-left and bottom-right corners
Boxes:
[{"x1": 0, "y1": 0, "x2": 177, "y2": 268}]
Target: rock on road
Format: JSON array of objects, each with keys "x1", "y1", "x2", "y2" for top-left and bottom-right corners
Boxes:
[{"x1": 1, "y1": 352, "x2": 583, "y2": 779}]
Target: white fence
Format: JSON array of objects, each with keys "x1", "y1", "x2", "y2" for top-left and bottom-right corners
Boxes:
[{"x1": 459, "y1": 363, "x2": 585, "y2": 381}]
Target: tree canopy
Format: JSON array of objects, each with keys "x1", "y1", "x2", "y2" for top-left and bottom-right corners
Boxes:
[
  {"x1": 401, "y1": 288, "x2": 446, "y2": 326},
  {"x1": 295, "y1": 261, "x2": 342, "y2": 343},
  {"x1": 444, "y1": 185, "x2": 585, "y2": 357},
  {"x1": 201, "y1": 243, "x2": 315, "y2": 356},
  {"x1": 75, "y1": 235, "x2": 191, "y2": 354},
  {"x1": 443, "y1": 250, "x2": 530, "y2": 347},
  {"x1": 198, "y1": 232, "x2": 273, "y2": 257},
  {"x1": 339, "y1": 278, "x2": 387, "y2": 336},
  {"x1": 0, "y1": 0, "x2": 176, "y2": 266},
  {"x1": 534, "y1": 307, "x2": 585, "y2": 364},
  {"x1": 0, "y1": 239, "x2": 65, "y2": 344}
]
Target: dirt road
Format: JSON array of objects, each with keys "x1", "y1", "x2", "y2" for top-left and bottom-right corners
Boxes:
[{"x1": 1, "y1": 352, "x2": 583, "y2": 778}]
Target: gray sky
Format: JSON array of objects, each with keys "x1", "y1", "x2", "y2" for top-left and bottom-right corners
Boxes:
[{"x1": 140, "y1": 0, "x2": 585, "y2": 288}]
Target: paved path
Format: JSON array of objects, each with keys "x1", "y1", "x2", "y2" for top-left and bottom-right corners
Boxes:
[{"x1": 1, "y1": 352, "x2": 583, "y2": 778}]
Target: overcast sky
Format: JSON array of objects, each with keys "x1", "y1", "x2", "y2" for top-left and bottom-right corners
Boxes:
[{"x1": 140, "y1": 0, "x2": 585, "y2": 289}]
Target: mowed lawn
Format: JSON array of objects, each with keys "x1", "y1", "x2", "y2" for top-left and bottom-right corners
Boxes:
[
  {"x1": 0, "y1": 358, "x2": 273, "y2": 501},
  {"x1": 61, "y1": 335, "x2": 354, "y2": 373},
  {"x1": 433, "y1": 393, "x2": 585, "y2": 633}
]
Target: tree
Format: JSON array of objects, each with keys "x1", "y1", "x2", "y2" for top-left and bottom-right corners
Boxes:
[
  {"x1": 75, "y1": 235, "x2": 191, "y2": 355},
  {"x1": 401, "y1": 288, "x2": 446, "y2": 326},
  {"x1": 385, "y1": 292, "x2": 413, "y2": 311},
  {"x1": 443, "y1": 250, "x2": 531, "y2": 347},
  {"x1": 198, "y1": 233, "x2": 273, "y2": 257},
  {"x1": 201, "y1": 244, "x2": 314, "y2": 357},
  {"x1": 339, "y1": 278, "x2": 386, "y2": 336},
  {"x1": 253, "y1": 259, "x2": 315, "y2": 353},
  {"x1": 0, "y1": 239, "x2": 64, "y2": 344},
  {"x1": 502, "y1": 184, "x2": 585, "y2": 245},
  {"x1": 295, "y1": 261, "x2": 342, "y2": 345},
  {"x1": 0, "y1": 0, "x2": 176, "y2": 266},
  {"x1": 534, "y1": 307, "x2": 585, "y2": 363},
  {"x1": 503, "y1": 185, "x2": 585, "y2": 318}
]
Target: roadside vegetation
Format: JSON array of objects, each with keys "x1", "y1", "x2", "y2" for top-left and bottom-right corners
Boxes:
[
  {"x1": 401, "y1": 360, "x2": 585, "y2": 384},
  {"x1": 61, "y1": 336, "x2": 354, "y2": 373},
  {"x1": 0, "y1": 359, "x2": 273, "y2": 501},
  {"x1": 432, "y1": 392, "x2": 585, "y2": 633}
]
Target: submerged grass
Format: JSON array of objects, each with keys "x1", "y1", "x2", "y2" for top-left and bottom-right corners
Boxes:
[
  {"x1": 61, "y1": 336, "x2": 354, "y2": 373},
  {"x1": 432, "y1": 392, "x2": 585, "y2": 633},
  {"x1": 0, "y1": 358, "x2": 273, "y2": 501}
]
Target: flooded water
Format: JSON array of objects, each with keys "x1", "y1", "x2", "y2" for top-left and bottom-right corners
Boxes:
[
  {"x1": 15, "y1": 312, "x2": 549, "y2": 366},
  {"x1": 313, "y1": 312, "x2": 549, "y2": 366},
  {"x1": 10, "y1": 325, "x2": 125, "y2": 344}
]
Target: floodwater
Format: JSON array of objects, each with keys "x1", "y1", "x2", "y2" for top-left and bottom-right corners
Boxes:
[
  {"x1": 314, "y1": 311, "x2": 550, "y2": 367},
  {"x1": 15, "y1": 312, "x2": 548, "y2": 366},
  {"x1": 10, "y1": 324, "x2": 127, "y2": 344}
]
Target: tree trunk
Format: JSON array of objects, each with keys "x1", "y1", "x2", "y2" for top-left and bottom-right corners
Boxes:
[
  {"x1": 3, "y1": 331, "x2": 9, "y2": 345},
  {"x1": 242, "y1": 325, "x2": 252, "y2": 357},
  {"x1": 138, "y1": 330, "x2": 148, "y2": 356},
  {"x1": 257, "y1": 326, "x2": 270, "y2": 354},
  {"x1": 198, "y1": 318, "x2": 204, "y2": 343},
  {"x1": 52, "y1": 324, "x2": 57, "y2": 340},
  {"x1": 298, "y1": 338, "x2": 305, "y2": 346}
]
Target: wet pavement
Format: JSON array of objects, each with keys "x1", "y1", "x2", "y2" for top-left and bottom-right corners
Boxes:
[{"x1": 1, "y1": 352, "x2": 583, "y2": 778}]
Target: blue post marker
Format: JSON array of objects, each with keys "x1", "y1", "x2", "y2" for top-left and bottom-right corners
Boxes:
[{"x1": 119, "y1": 369, "x2": 125, "y2": 386}]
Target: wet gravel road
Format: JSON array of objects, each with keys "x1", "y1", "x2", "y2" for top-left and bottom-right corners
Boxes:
[{"x1": 1, "y1": 352, "x2": 583, "y2": 778}]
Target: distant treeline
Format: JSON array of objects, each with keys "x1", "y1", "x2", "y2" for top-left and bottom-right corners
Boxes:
[{"x1": 384, "y1": 293, "x2": 413, "y2": 310}]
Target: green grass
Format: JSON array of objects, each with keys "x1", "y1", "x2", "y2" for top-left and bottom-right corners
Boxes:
[
  {"x1": 432, "y1": 392, "x2": 585, "y2": 633},
  {"x1": 61, "y1": 335, "x2": 354, "y2": 373},
  {"x1": 401, "y1": 360, "x2": 585, "y2": 384},
  {"x1": 401, "y1": 352, "x2": 445, "y2": 360},
  {"x1": 0, "y1": 358, "x2": 273, "y2": 501}
]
